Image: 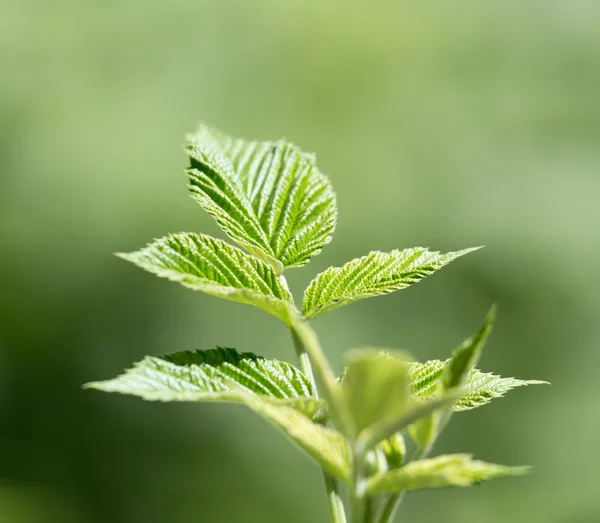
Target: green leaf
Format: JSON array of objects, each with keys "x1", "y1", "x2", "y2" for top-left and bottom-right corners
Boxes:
[
  {"x1": 407, "y1": 311, "x2": 545, "y2": 452},
  {"x1": 441, "y1": 306, "x2": 496, "y2": 391},
  {"x1": 340, "y1": 350, "x2": 413, "y2": 438},
  {"x1": 336, "y1": 350, "x2": 458, "y2": 449},
  {"x1": 289, "y1": 317, "x2": 354, "y2": 433},
  {"x1": 245, "y1": 398, "x2": 352, "y2": 483},
  {"x1": 360, "y1": 392, "x2": 459, "y2": 450},
  {"x1": 410, "y1": 360, "x2": 547, "y2": 412},
  {"x1": 186, "y1": 124, "x2": 337, "y2": 272},
  {"x1": 366, "y1": 454, "x2": 530, "y2": 494},
  {"x1": 302, "y1": 247, "x2": 480, "y2": 319},
  {"x1": 84, "y1": 347, "x2": 314, "y2": 406},
  {"x1": 85, "y1": 348, "x2": 349, "y2": 481},
  {"x1": 117, "y1": 233, "x2": 295, "y2": 323}
]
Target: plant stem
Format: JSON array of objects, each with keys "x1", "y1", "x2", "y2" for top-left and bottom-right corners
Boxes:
[
  {"x1": 290, "y1": 327, "x2": 317, "y2": 391},
  {"x1": 291, "y1": 323, "x2": 348, "y2": 523},
  {"x1": 323, "y1": 472, "x2": 348, "y2": 523},
  {"x1": 350, "y1": 444, "x2": 366, "y2": 523},
  {"x1": 377, "y1": 492, "x2": 405, "y2": 523},
  {"x1": 283, "y1": 277, "x2": 347, "y2": 523},
  {"x1": 377, "y1": 447, "x2": 427, "y2": 523}
]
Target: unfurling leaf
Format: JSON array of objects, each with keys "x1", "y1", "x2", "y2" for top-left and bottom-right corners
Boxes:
[
  {"x1": 85, "y1": 348, "x2": 351, "y2": 480},
  {"x1": 302, "y1": 247, "x2": 479, "y2": 319},
  {"x1": 186, "y1": 124, "x2": 337, "y2": 272},
  {"x1": 441, "y1": 305, "x2": 496, "y2": 391},
  {"x1": 366, "y1": 454, "x2": 530, "y2": 494},
  {"x1": 117, "y1": 233, "x2": 295, "y2": 323},
  {"x1": 341, "y1": 350, "x2": 413, "y2": 437},
  {"x1": 408, "y1": 309, "x2": 547, "y2": 452},
  {"x1": 337, "y1": 350, "x2": 458, "y2": 448},
  {"x1": 409, "y1": 308, "x2": 496, "y2": 452},
  {"x1": 379, "y1": 433, "x2": 406, "y2": 469}
]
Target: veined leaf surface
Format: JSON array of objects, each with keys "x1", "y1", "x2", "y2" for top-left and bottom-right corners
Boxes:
[
  {"x1": 85, "y1": 348, "x2": 349, "y2": 480},
  {"x1": 366, "y1": 454, "x2": 530, "y2": 494},
  {"x1": 186, "y1": 124, "x2": 337, "y2": 271},
  {"x1": 302, "y1": 247, "x2": 479, "y2": 319},
  {"x1": 117, "y1": 233, "x2": 294, "y2": 323},
  {"x1": 85, "y1": 347, "x2": 313, "y2": 403},
  {"x1": 410, "y1": 360, "x2": 547, "y2": 412}
]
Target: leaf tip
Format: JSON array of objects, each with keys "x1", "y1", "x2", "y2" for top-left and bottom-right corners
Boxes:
[{"x1": 114, "y1": 251, "x2": 138, "y2": 263}]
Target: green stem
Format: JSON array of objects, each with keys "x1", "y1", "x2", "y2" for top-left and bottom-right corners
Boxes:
[
  {"x1": 290, "y1": 328, "x2": 316, "y2": 390},
  {"x1": 377, "y1": 447, "x2": 427, "y2": 523},
  {"x1": 323, "y1": 472, "x2": 348, "y2": 523},
  {"x1": 290, "y1": 323, "x2": 347, "y2": 523},
  {"x1": 283, "y1": 279, "x2": 347, "y2": 523},
  {"x1": 378, "y1": 492, "x2": 405, "y2": 523},
  {"x1": 351, "y1": 442, "x2": 366, "y2": 523},
  {"x1": 364, "y1": 495, "x2": 375, "y2": 523}
]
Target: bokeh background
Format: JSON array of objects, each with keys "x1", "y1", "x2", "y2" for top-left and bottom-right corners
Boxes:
[{"x1": 1, "y1": 1, "x2": 599, "y2": 522}]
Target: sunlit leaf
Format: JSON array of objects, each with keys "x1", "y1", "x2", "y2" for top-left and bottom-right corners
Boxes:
[
  {"x1": 246, "y1": 398, "x2": 352, "y2": 483},
  {"x1": 186, "y1": 124, "x2": 337, "y2": 271},
  {"x1": 340, "y1": 349, "x2": 413, "y2": 437},
  {"x1": 366, "y1": 454, "x2": 530, "y2": 494},
  {"x1": 336, "y1": 350, "x2": 457, "y2": 448},
  {"x1": 117, "y1": 233, "x2": 295, "y2": 323},
  {"x1": 441, "y1": 306, "x2": 496, "y2": 391},
  {"x1": 410, "y1": 360, "x2": 547, "y2": 412},
  {"x1": 85, "y1": 348, "x2": 350, "y2": 480},
  {"x1": 302, "y1": 247, "x2": 479, "y2": 319}
]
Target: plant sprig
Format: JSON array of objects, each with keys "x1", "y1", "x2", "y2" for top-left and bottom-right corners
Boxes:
[{"x1": 86, "y1": 123, "x2": 546, "y2": 523}]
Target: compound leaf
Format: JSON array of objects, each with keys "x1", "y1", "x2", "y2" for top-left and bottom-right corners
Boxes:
[
  {"x1": 117, "y1": 233, "x2": 294, "y2": 323},
  {"x1": 186, "y1": 124, "x2": 337, "y2": 272},
  {"x1": 366, "y1": 454, "x2": 530, "y2": 494},
  {"x1": 302, "y1": 247, "x2": 479, "y2": 319}
]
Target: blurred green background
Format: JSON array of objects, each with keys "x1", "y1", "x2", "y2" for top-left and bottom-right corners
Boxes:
[{"x1": 1, "y1": 1, "x2": 599, "y2": 522}]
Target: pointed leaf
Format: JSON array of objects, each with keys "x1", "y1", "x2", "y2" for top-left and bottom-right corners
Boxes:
[
  {"x1": 302, "y1": 247, "x2": 480, "y2": 319},
  {"x1": 117, "y1": 233, "x2": 295, "y2": 323},
  {"x1": 85, "y1": 348, "x2": 349, "y2": 481},
  {"x1": 186, "y1": 124, "x2": 337, "y2": 271},
  {"x1": 409, "y1": 308, "x2": 495, "y2": 453},
  {"x1": 410, "y1": 360, "x2": 547, "y2": 412},
  {"x1": 366, "y1": 454, "x2": 530, "y2": 494},
  {"x1": 84, "y1": 347, "x2": 318, "y2": 410},
  {"x1": 441, "y1": 306, "x2": 496, "y2": 391}
]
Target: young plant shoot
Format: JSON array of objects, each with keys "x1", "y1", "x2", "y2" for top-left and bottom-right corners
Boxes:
[{"x1": 86, "y1": 124, "x2": 546, "y2": 523}]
